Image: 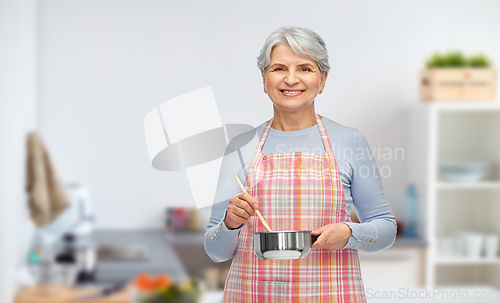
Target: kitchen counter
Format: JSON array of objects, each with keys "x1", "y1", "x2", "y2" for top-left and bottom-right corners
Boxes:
[
  {"x1": 359, "y1": 239, "x2": 427, "y2": 288},
  {"x1": 15, "y1": 230, "x2": 224, "y2": 303},
  {"x1": 16, "y1": 287, "x2": 224, "y2": 303},
  {"x1": 15, "y1": 286, "x2": 130, "y2": 303},
  {"x1": 392, "y1": 236, "x2": 427, "y2": 247}
]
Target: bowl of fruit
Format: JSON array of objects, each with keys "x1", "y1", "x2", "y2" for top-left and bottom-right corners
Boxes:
[{"x1": 131, "y1": 273, "x2": 202, "y2": 303}]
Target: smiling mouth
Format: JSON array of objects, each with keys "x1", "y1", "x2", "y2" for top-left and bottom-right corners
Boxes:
[{"x1": 280, "y1": 90, "x2": 305, "y2": 95}]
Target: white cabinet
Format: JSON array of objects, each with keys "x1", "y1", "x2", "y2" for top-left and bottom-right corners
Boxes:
[
  {"x1": 359, "y1": 242, "x2": 426, "y2": 288},
  {"x1": 408, "y1": 103, "x2": 500, "y2": 289}
]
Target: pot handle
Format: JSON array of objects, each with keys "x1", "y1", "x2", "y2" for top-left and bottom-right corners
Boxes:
[{"x1": 311, "y1": 235, "x2": 319, "y2": 244}]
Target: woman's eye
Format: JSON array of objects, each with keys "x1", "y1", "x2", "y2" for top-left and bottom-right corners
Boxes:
[
  {"x1": 301, "y1": 67, "x2": 311, "y2": 72},
  {"x1": 274, "y1": 67, "x2": 285, "y2": 71}
]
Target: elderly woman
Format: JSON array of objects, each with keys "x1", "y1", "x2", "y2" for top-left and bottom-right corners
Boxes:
[{"x1": 204, "y1": 26, "x2": 396, "y2": 302}]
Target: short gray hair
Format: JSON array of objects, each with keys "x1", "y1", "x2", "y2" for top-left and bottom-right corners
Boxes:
[{"x1": 257, "y1": 26, "x2": 330, "y2": 74}]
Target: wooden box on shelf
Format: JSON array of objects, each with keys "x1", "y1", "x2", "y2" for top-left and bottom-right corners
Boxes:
[{"x1": 420, "y1": 69, "x2": 497, "y2": 102}]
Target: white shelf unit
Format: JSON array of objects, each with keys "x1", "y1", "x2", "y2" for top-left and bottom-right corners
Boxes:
[
  {"x1": 435, "y1": 257, "x2": 500, "y2": 265},
  {"x1": 408, "y1": 102, "x2": 500, "y2": 289}
]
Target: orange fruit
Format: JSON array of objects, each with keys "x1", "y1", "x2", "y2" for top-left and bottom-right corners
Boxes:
[
  {"x1": 134, "y1": 273, "x2": 156, "y2": 291},
  {"x1": 153, "y1": 274, "x2": 172, "y2": 289}
]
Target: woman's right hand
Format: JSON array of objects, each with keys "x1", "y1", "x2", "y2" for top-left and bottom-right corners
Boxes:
[{"x1": 224, "y1": 192, "x2": 259, "y2": 230}]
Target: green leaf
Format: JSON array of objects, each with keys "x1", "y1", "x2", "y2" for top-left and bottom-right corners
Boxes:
[
  {"x1": 426, "y1": 52, "x2": 447, "y2": 68},
  {"x1": 444, "y1": 51, "x2": 467, "y2": 67},
  {"x1": 426, "y1": 51, "x2": 492, "y2": 68},
  {"x1": 468, "y1": 53, "x2": 491, "y2": 68}
]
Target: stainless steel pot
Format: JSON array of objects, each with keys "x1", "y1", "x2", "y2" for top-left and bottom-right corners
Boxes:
[{"x1": 254, "y1": 231, "x2": 318, "y2": 260}]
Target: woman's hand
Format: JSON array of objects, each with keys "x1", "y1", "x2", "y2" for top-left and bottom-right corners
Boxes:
[
  {"x1": 224, "y1": 192, "x2": 259, "y2": 230},
  {"x1": 311, "y1": 223, "x2": 353, "y2": 251}
]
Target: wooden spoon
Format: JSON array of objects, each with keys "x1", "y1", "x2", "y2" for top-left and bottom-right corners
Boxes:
[{"x1": 234, "y1": 176, "x2": 273, "y2": 232}]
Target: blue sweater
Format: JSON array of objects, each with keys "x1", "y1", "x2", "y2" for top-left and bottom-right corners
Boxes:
[{"x1": 204, "y1": 116, "x2": 397, "y2": 263}]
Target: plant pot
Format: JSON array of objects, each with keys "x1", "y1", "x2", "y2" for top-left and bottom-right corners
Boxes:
[{"x1": 420, "y1": 68, "x2": 497, "y2": 101}]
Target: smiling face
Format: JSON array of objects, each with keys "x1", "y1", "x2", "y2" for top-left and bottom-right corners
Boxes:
[{"x1": 262, "y1": 44, "x2": 327, "y2": 115}]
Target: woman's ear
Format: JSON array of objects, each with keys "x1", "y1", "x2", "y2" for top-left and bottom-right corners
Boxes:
[{"x1": 319, "y1": 71, "x2": 328, "y2": 92}]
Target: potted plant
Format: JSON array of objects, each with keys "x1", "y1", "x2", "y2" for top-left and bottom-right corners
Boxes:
[{"x1": 420, "y1": 51, "x2": 497, "y2": 101}]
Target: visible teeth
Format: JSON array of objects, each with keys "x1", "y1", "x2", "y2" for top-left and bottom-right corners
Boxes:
[{"x1": 282, "y1": 90, "x2": 302, "y2": 94}]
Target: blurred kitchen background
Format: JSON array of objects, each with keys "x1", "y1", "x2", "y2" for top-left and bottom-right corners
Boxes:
[{"x1": 2, "y1": 0, "x2": 500, "y2": 302}]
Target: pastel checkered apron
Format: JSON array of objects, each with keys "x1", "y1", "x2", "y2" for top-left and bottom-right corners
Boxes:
[{"x1": 223, "y1": 114, "x2": 367, "y2": 302}]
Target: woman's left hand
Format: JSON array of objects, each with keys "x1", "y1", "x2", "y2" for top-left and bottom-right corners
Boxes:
[{"x1": 311, "y1": 223, "x2": 353, "y2": 251}]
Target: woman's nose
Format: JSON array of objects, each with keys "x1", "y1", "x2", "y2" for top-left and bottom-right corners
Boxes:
[{"x1": 284, "y1": 71, "x2": 299, "y2": 86}]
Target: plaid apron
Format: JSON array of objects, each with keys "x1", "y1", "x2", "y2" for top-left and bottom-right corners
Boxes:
[{"x1": 223, "y1": 114, "x2": 366, "y2": 302}]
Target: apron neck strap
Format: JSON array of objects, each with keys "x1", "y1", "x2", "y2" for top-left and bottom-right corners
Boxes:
[{"x1": 254, "y1": 113, "x2": 333, "y2": 155}]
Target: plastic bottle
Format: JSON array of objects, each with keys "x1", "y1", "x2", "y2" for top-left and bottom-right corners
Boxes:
[
  {"x1": 28, "y1": 231, "x2": 57, "y2": 264},
  {"x1": 26, "y1": 231, "x2": 58, "y2": 287},
  {"x1": 402, "y1": 184, "x2": 419, "y2": 238}
]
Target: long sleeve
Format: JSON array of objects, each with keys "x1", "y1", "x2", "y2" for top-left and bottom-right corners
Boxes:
[
  {"x1": 203, "y1": 138, "x2": 251, "y2": 263},
  {"x1": 204, "y1": 207, "x2": 244, "y2": 263},
  {"x1": 342, "y1": 130, "x2": 397, "y2": 252}
]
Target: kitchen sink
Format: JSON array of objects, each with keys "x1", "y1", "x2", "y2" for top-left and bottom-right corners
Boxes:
[
  {"x1": 88, "y1": 229, "x2": 188, "y2": 284},
  {"x1": 97, "y1": 244, "x2": 149, "y2": 261}
]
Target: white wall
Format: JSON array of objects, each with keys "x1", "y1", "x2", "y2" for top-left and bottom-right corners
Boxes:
[
  {"x1": 0, "y1": 0, "x2": 37, "y2": 301},
  {"x1": 37, "y1": 0, "x2": 500, "y2": 229}
]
